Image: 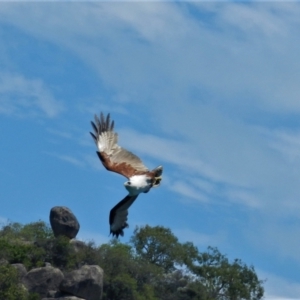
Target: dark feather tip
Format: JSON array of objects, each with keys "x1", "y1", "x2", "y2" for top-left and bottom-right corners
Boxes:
[
  {"x1": 91, "y1": 121, "x2": 98, "y2": 134},
  {"x1": 110, "y1": 229, "x2": 124, "y2": 238},
  {"x1": 89, "y1": 132, "x2": 97, "y2": 143}
]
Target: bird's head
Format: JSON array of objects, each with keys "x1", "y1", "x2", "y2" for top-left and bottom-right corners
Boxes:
[
  {"x1": 124, "y1": 180, "x2": 131, "y2": 187},
  {"x1": 124, "y1": 180, "x2": 139, "y2": 195},
  {"x1": 124, "y1": 175, "x2": 152, "y2": 195}
]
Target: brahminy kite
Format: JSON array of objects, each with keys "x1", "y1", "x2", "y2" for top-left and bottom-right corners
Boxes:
[{"x1": 90, "y1": 112, "x2": 163, "y2": 237}]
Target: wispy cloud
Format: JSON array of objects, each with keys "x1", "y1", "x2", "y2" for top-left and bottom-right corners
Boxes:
[
  {"x1": 218, "y1": 3, "x2": 288, "y2": 37},
  {"x1": 225, "y1": 188, "x2": 261, "y2": 209},
  {"x1": 262, "y1": 128, "x2": 300, "y2": 163},
  {"x1": 44, "y1": 152, "x2": 85, "y2": 168},
  {"x1": 118, "y1": 128, "x2": 223, "y2": 184},
  {"x1": 83, "y1": 154, "x2": 104, "y2": 171},
  {"x1": 117, "y1": 128, "x2": 275, "y2": 208},
  {"x1": 0, "y1": 72, "x2": 64, "y2": 118},
  {"x1": 46, "y1": 128, "x2": 73, "y2": 140},
  {"x1": 2, "y1": 2, "x2": 300, "y2": 114},
  {"x1": 259, "y1": 270, "x2": 300, "y2": 300},
  {"x1": 1, "y1": 3, "x2": 300, "y2": 298},
  {"x1": 249, "y1": 218, "x2": 300, "y2": 264},
  {"x1": 44, "y1": 150, "x2": 107, "y2": 172},
  {"x1": 171, "y1": 181, "x2": 209, "y2": 203}
]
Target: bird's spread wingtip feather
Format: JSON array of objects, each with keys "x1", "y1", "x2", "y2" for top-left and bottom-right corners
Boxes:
[
  {"x1": 90, "y1": 132, "x2": 97, "y2": 143},
  {"x1": 106, "y1": 113, "x2": 110, "y2": 130}
]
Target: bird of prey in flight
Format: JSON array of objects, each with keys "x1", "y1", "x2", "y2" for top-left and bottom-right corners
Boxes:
[{"x1": 90, "y1": 112, "x2": 163, "y2": 237}]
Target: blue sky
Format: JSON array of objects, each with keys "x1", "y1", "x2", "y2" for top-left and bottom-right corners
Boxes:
[{"x1": 0, "y1": 1, "x2": 300, "y2": 298}]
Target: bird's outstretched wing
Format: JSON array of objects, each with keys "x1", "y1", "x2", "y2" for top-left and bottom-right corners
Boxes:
[
  {"x1": 90, "y1": 113, "x2": 148, "y2": 178},
  {"x1": 109, "y1": 194, "x2": 138, "y2": 238}
]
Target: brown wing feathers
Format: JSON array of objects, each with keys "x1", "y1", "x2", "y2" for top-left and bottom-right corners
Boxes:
[
  {"x1": 90, "y1": 112, "x2": 163, "y2": 238},
  {"x1": 90, "y1": 112, "x2": 148, "y2": 178}
]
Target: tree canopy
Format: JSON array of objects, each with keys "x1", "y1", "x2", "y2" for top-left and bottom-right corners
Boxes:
[{"x1": 0, "y1": 221, "x2": 264, "y2": 300}]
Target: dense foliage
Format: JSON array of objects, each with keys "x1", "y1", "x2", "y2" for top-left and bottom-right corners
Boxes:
[{"x1": 0, "y1": 221, "x2": 264, "y2": 300}]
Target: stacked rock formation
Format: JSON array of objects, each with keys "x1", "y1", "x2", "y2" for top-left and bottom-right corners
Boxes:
[{"x1": 4, "y1": 206, "x2": 103, "y2": 300}]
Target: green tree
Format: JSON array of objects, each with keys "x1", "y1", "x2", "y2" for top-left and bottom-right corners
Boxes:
[
  {"x1": 0, "y1": 264, "x2": 39, "y2": 300},
  {"x1": 0, "y1": 222, "x2": 264, "y2": 300},
  {"x1": 189, "y1": 247, "x2": 264, "y2": 300},
  {"x1": 0, "y1": 222, "x2": 56, "y2": 269},
  {"x1": 98, "y1": 239, "x2": 157, "y2": 300},
  {"x1": 0, "y1": 221, "x2": 53, "y2": 242},
  {"x1": 130, "y1": 225, "x2": 198, "y2": 273},
  {"x1": 130, "y1": 226, "x2": 264, "y2": 300}
]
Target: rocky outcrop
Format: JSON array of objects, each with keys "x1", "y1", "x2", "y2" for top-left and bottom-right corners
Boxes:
[
  {"x1": 11, "y1": 263, "x2": 27, "y2": 280},
  {"x1": 12, "y1": 263, "x2": 104, "y2": 300},
  {"x1": 23, "y1": 265, "x2": 64, "y2": 298},
  {"x1": 69, "y1": 239, "x2": 88, "y2": 253},
  {"x1": 60, "y1": 265, "x2": 103, "y2": 300},
  {"x1": 43, "y1": 297, "x2": 85, "y2": 300},
  {"x1": 3, "y1": 207, "x2": 103, "y2": 299},
  {"x1": 0, "y1": 258, "x2": 8, "y2": 265},
  {"x1": 50, "y1": 206, "x2": 80, "y2": 239}
]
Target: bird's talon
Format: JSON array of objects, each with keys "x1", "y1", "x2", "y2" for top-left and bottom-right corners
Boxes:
[{"x1": 153, "y1": 176, "x2": 162, "y2": 186}]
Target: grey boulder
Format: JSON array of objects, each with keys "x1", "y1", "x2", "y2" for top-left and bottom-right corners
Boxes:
[
  {"x1": 60, "y1": 265, "x2": 103, "y2": 300},
  {"x1": 50, "y1": 206, "x2": 80, "y2": 239},
  {"x1": 11, "y1": 263, "x2": 27, "y2": 280},
  {"x1": 43, "y1": 297, "x2": 85, "y2": 300},
  {"x1": 23, "y1": 266, "x2": 64, "y2": 298}
]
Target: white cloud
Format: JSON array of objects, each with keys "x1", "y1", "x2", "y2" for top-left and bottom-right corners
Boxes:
[
  {"x1": 101, "y1": 2, "x2": 190, "y2": 43},
  {"x1": 262, "y1": 128, "x2": 300, "y2": 163},
  {"x1": 103, "y1": 122, "x2": 300, "y2": 300},
  {"x1": 118, "y1": 128, "x2": 224, "y2": 184},
  {"x1": 3, "y1": 2, "x2": 300, "y2": 114},
  {"x1": 218, "y1": 3, "x2": 288, "y2": 37},
  {"x1": 45, "y1": 151, "x2": 112, "y2": 173},
  {"x1": 44, "y1": 152, "x2": 85, "y2": 168},
  {"x1": 248, "y1": 217, "x2": 300, "y2": 264},
  {"x1": 0, "y1": 72, "x2": 63, "y2": 118},
  {"x1": 1, "y1": 4, "x2": 300, "y2": 298},
  {"x1": 259, "y1": 270, "x2": 300, "y2": 300},
  {"x1": 225, "y1": 188, "x2": 261, "y2": 208},
  {"x1": 171, "y1": 181, "x2": 209, "y2": 203},
  {"x1": 116, "y1": 120, "x2": 300, "y2": 232},
  {"x1": 2, "y1": 4, "x2": 300, "y2": 119},
  {"x1": 83, "y1": 154, "x2": 104, "y2": 171}
]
